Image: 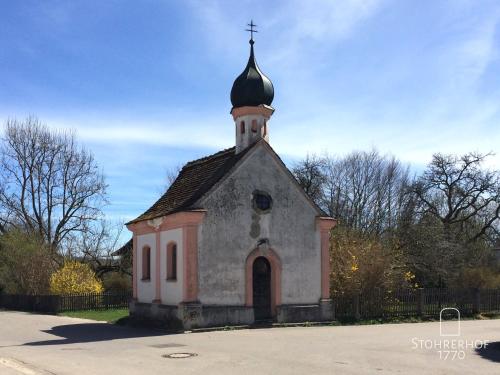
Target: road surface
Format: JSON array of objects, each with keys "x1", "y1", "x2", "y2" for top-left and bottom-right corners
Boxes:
[{"x1": 0, "y1": 310, "x2": 498, "y2": 374}]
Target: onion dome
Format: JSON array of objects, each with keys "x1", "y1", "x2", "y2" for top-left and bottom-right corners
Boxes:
[{"x1": 230, "y1": 39, "x2": 274, "y2": 108}]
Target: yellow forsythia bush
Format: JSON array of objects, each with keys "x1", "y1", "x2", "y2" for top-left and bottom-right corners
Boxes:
[{"x1": 50, "y1": 261, "x2": 104, "y2": 295}]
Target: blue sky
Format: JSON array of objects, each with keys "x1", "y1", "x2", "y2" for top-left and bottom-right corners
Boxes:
[{"x1": 1, "y1": 0, "x2": 500, "y2": 240}]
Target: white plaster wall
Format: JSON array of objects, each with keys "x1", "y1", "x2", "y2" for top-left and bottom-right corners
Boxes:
[
  {"x1": 197, "y1": 144, "x2": 322, "y2": 305},
  {"x1": 136, "y1": 233, "x2": 156, "y2": 303},
  {"x1": 160, "y1": 228, "x2": 183, "y2": 305},
  {"x1": 235, "y1": 114, "x2": 269, "y2": 153}
]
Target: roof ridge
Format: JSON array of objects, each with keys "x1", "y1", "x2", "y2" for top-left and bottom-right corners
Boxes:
[{"x1": 183, "y1": 146, "x2": 236, "y2": 169}]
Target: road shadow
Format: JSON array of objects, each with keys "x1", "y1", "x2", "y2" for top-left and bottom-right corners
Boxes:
[
  {"x1": 476, "y1": 341, "x2": 500, "y2": 363},
  {"x1": 23, "y1": 323, "x2": 167, "y2": 346}
]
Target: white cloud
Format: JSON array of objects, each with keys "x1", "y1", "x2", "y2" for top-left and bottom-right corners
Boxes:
[
  {"x1": 283, "y1": 0, "x2": 383, "y2": 42},
  {"x1": 2, "y1": 1, "x2": 499, "y2": 170},
  {"x1": 23, "y1": 111, "x2": 233, "y2": 150},
  {"x1": 186, "y1": 0, "x2": 385, "y2": 64}
]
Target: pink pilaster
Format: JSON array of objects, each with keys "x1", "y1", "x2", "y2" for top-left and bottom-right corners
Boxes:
[
  {"x1": 316, "y1": 217, "x2": 337, "y2": 299},
  {"x1": 183, "y1": 224, "x2": 199, "y2": 302},
  {"x1": 154, "y1": 230, "x2": 161, "y2": 303},
  {"x1": 132, "y1": 235, "x2": 138, "y2": 299}
]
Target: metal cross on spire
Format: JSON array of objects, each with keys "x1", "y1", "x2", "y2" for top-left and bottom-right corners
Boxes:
[{"x1": 246, "y1": 20, "x2": 258, "y2": 44}]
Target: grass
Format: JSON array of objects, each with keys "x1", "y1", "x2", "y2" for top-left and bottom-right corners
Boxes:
[{"x1": 59, "y1": 308, "x2": 129, "y2": 323}]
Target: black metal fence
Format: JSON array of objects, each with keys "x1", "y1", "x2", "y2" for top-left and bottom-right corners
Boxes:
[
  {"x1": 334, "y1": 288, "x2": 500, "y2": 320},
  {"x1": 0, "y1": 291, "x2": 131, "y2": 314},
  {"x1": 2, "y1": 289, "x2": 500, "y2": 320}
]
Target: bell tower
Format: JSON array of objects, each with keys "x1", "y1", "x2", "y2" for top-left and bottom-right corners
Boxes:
[{"x1": 230, "y1": 21, "x2": 275, "y2": 153}]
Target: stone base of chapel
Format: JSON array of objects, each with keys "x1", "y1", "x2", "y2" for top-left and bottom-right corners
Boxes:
[{"x1": 129, "y1": 299, "x2": 334, "y2": 330}]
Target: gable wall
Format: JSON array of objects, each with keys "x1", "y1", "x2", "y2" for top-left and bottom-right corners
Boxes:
[{"x1": 197, "y1": 144, "x2": 321, "y2": 305}]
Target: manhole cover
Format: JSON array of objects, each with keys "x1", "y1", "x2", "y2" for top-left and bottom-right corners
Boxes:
[{"x1": 163, "y1": 353, "x2": 198, "y2": 359}]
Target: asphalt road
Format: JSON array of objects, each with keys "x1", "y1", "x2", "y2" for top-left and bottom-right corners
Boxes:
[{"x1": 0, "y1": 310, "x2": 498, "y2": 374}]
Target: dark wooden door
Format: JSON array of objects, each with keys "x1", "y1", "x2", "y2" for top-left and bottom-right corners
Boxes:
[{"x1": 253, "y1": 257, "x2": 271, "y2": 321}]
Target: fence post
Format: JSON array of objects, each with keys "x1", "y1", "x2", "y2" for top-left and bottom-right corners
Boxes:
[
  {"x1": 417, "y1": 288, "x2": 425, "y2": 317},
  {"x1": 53, "y1": 295, "x2": 61, "y2": 314},
  {"x1": 332, "y1": 298, "x2": 336, "y2": 321},
  {"x1": 473, "y1": 288, "x2": 481, "y2": 314},
  {"x1": 354, "y1": 294, "x2": 361, "y2": 321}
]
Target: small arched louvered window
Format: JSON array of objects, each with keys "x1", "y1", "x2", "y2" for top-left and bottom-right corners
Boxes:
[{"x1": 251, "y1": 119, "x2": 258, "y2": 133}]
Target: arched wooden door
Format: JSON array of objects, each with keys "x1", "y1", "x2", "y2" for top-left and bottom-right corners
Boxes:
[{"x1": 253, "y1": 256, "x2": 272, "y2": 320}]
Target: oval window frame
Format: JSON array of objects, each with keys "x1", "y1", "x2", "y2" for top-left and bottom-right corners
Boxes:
[{"x1": 252, "y1": 190, "x2": 273, "y2": 213}]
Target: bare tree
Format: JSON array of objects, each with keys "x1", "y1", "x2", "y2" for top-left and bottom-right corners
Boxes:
[
  {"x1": 291, "y1": 154, "x2": 327, "y2": 205},
  {"x1": 71, "y1": 219, "x2": 130, "y2": 277},
  {"x1": 398, "y1": 152, "x2": 500, "y2": 286},
  {"x1": 293, "y1": 150, "x2": 412, "y2": 235},
  {"x1": 322, "y1": 150, "x2": 411, "y2": 235},
  {"x1": 0, "y1": 117, "x2": 107, "y2": 259},
  {"x1": 294, "y1": 149, "x2": 500, "y2": 288},
  {"x1": 165, "y1": 164, "x2": 182, "y2": 189},
  {"x1": 154, "y1": 164, "x2": 182, "y2": 198},
  {"x1": 411, "y1": 152, "x2": 500, "y2": 243}
]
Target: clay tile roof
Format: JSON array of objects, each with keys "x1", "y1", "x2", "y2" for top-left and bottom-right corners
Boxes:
[
  {"x1": 112, "y1": 238, "x2": 132, "y2": 257},
  {"x1": 127, "y1": 144, "x2": 255, "y2": 225}
]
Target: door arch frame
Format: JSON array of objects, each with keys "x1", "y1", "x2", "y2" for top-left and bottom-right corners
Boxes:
[{"x1": 245, "y1": 247, "x2": 281, "y2": 316}]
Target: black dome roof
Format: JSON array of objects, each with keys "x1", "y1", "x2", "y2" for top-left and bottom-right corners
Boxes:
[{"x1": 230, "y1": 41, "x2": 274, "y2": 108}]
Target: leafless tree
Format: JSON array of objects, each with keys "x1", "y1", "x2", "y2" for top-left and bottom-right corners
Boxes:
[
  {"x1": 291, "y1": 154, "x2": 327, "y2": 206},
  {"x1": 295, "y1": 149, "x2": 411, "y2": 235},
  {"x1": 70, "y1": 219, "x2": 130, "y2": 277},
  {"x1": 397, "y1": 152, "x2": 500, "y2": 286},
  {"x1": 0, "y1": 117, "x2": 107, "y2": 260},
  {"x1": 165, "y1": 164, "x2": 182, "y2": 188},
  {"x1": 411, "y1": 152, "x2": 500, "y2": 243},
  {"x1": 294, "y1": 149, "x2": 499, "y2": 287},
  {"x1": 154, "y1": 164, "x2": 182, "y2": 197}
]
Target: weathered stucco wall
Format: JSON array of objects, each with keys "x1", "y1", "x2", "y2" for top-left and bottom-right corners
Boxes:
[{"x1": 197, "y1": 144, "x2": 321, "y2": 305}]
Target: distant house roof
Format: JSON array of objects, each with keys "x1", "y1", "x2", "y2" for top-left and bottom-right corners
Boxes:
[
  {"x1": 127, "y1": 145, "x2": 255, "y2": 225},
  {"x1": 112, "y1": 239, "x2": 132, "y2": 257}
]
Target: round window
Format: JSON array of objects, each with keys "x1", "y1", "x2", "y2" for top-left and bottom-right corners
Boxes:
[{"x1": 253, "y1": 191, "x2": 272, "y2": 212}]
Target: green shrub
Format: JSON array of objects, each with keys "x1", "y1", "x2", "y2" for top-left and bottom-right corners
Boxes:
[{"x1": 102, "y1": 272, "x2": 131, "y2": 292}]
